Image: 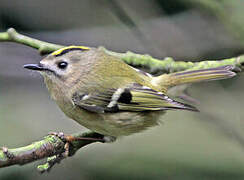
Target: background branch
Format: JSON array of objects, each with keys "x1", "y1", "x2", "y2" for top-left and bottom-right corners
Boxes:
[
  {"x1": 1, "y1": 28, "x2": 243, "y2": 74},
  {"x1": 0, "y1": 28, "x2": 64, "y2": 55},
  {"x1": 104, "y1": 48, "x2": 244, "y2": 73}
]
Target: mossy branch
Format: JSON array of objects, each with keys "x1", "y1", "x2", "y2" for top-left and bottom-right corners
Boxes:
[
  {"x1": 0, "y1": 131, "x2": 104, "y2": 173},
  {"x1": 0, "y1": 28, "x2": 243, "y2": 173},
  {"x1": 1, "y1": 28, "x2": 244, "y2": 73},
  {"x1": 0, "y1": 28, "x2": 64, "y2": 55},
  {"x1": 103, "y1": 49, "x2": 244, "y2": 73}
]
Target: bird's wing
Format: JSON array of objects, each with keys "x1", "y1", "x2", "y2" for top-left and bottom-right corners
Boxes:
[{"x1": 72, "y1": 83, "x2": 198, "y2": 113}]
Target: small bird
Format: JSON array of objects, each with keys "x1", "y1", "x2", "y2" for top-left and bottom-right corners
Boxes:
[{"x1": 24, "y1": 46, "x2": 236, "y2": 140}]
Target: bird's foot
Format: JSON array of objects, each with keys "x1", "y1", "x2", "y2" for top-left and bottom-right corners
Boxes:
[
  {"x1": 1, "y1": 146, "x2": 14, "y2": 159},
  {"x1": 48, "y1": 132, "x2": 113, "y2": 156},
  {"x1": 38, "y1": 132, "x2": 116, "y2": 173}
]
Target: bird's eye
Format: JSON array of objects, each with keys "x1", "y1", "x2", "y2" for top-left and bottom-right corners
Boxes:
[{"x1": 57, "y1": 61, "x2": 68, "y2": 69}]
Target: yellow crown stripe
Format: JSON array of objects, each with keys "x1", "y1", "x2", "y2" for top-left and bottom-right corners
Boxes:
[{"x1": 51, "y1": 46, "x2": 90, "y2": 56}]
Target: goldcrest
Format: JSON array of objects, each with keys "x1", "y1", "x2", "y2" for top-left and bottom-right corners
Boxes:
[{"x1": 24, "y1": 46, "x2": 236, "y2": 137}]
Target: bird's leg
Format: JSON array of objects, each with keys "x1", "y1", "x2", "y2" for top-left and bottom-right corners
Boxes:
[
  {"x1": 65, "y1": 135, "x2": 117, "y2": 143},
  {"x1": 103, "y1": 136, "x2": 117, "y2": 143},
  {"x1": 48, "y1": 132, "x2": 116, "y2": 156},
  {"x1": 64, "y1": 134, "x2": 107, "y2": 143}
]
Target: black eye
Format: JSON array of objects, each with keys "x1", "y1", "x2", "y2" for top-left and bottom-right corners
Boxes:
[{"x1": 57, "y1": 61, "x2": 68, "y2": 69}]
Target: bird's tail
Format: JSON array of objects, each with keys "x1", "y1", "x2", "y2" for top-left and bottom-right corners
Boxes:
[{"x1": 153, "y1": 65, "x2": 236, "y2": 89}]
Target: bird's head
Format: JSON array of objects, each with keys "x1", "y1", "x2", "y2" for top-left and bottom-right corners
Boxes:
[{"x1": 23, "y1": 46, "x2": 98, "y2": 86}]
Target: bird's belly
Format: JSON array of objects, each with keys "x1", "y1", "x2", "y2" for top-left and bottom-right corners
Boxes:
[{"x1": 62, "y1": 105, "x2": 165, "y2": 137}]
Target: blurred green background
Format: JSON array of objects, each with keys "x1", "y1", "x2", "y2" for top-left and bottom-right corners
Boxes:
[{"x1": 1, "y1": 0, "x2": 244, "y2": 179}]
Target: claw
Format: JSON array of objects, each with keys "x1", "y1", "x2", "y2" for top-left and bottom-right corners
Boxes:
[
  {"x1": 1, "y1": 146, "x2": 14, "y2": 159},
  {"x1": 64, "y1": 143, "x2": 70, "y2": 157},
  {"x1": 49, "y1": 131, "x2": 65, "y2": 141},
  {"x1": 48, "y1": 132, "x2": 106, "y2": 157},
  {"x1": 232, "y1": 66, "x2": 242, "y2": 73}
]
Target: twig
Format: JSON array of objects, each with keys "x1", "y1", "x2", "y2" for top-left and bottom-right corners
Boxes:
[
  {"x1": 0, "y1": 28, "x2": 64, "y2": 55},
  {"x1": 103, "y1": 48, "x2": 244, "y2": 73},
  {"x1": 1, "y1": 28, "x2": 243, "y2": 73},
  {"x1": 0, "y1": 132, "x2": 104, "y2": 173}
]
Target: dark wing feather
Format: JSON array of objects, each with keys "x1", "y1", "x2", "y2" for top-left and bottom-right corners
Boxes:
[{"x1": 72, "y1": 83, "x2": 198, "y2": 113}]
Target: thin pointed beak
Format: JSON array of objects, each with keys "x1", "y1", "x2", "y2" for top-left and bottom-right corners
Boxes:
[{"x1": 23, "y1": 63, "x2": 45, "y2": 71}]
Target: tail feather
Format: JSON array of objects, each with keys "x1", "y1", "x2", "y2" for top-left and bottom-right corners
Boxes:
[{"x1": 153, "y1": 65, "x2": 236, "y2": 89}]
